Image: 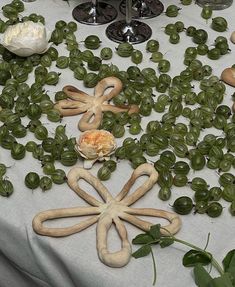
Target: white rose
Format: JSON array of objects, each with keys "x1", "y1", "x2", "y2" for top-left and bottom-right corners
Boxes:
[{"x1": 2, "y1": 21, "x2": 51, "y2": 57}]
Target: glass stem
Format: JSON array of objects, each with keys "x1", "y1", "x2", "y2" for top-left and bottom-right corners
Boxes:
[
  {"x1": 126, "y1": 0, "x2": 132, "y2": 25},
  {"x1": 91, "y1": 0, "x2": 97, "y2": 8}
]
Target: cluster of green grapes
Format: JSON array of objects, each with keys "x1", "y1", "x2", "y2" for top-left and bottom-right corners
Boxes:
[{"x1": 0, "y1": 0, "x2": 234, "y2": 218}]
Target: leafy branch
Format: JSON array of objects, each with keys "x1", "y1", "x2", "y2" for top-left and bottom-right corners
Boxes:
[{"x1": 132, "y1": 224, "x2": 235, "y2": 287}]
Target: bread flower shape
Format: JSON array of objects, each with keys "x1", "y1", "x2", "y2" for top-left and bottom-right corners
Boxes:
[
  {"x1": 75, "y1": 129, "x2": 116, "y2": 169},
  {"x1": 2, "y1": 21, "x2": 51, "y2": 57}
]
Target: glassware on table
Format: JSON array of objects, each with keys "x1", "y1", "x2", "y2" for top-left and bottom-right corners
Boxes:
[
  {"x1": 72, "y1": 0, "x2": 117, "y2": 25},
  {"x1": 195, "y1": 0, "x2": 233, "y2": 9},
  {"x1": 106, "y1": 0, "x2": 152, "y2": 44},
  {"x1": 119, "y1": 0, "x2": 164, "y2": 19}
]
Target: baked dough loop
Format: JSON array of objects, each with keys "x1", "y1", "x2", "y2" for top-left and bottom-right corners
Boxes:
[
  {"x1": 54, "y1": 76, "x2": 139, "y2": 131},
  {"x1": 32, "y1": 164, "x2": 182, "y2": 268}
]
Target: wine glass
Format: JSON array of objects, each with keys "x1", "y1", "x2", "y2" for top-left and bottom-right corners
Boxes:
[
  {"x1": 119, "y1": 0, "x2": 164, "y2": 19},
  {"x1": 106, "y1": 0, "x2": 152, "y2": 44},
  {"x1": 72, "y1": 0, "x2": 117, "y2": 25},
  {"x1": 195, "y1": 0, "x2": 233, "y2": 9}
]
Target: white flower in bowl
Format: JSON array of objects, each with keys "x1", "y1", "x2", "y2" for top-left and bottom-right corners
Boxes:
[
  {"x1": 2, "y1": 21, "x2": 51, "y2": 57},
  {"x1": 75, "y1": 130, "x2": 117, "y2": 169}
]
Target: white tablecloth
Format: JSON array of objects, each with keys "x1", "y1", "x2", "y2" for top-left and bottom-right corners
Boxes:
[{"x1": 0, "y1": 0, "x2": 234, "y2": 286}]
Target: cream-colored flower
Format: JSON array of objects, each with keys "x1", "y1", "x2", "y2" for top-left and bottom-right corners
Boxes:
[
  {"x1": 2, "y1": 21, "x2": 51, "y2": 57},
  {"x1": 75, "y1": 130, "x2": 116, "y2": 168}
]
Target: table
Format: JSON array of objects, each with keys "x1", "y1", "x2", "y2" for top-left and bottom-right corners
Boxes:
[{"x1": 0, "y1": 0, "x2": 234, "y2": 286}]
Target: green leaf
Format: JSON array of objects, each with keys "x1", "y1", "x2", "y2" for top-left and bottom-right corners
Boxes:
[
  {"x1": 160, "y1": 237, "x2": 174, "y2": 248},
  {"x1": 132, "y1": 245, "x2": 152, "y2": 259},
  {"x1": 148, "y1": 224, "x2": 161, "y2": 240},
  {"x1": 193, "y1": 264, "x2": 212, "y2": 287},
  {"x1": 183, "y1": 249, "x2": 212, "y2": 267},
  {"x1": 207, "y1": 273, "x2": 234, "y2": 287},
  {"x1": 223, "y1": 250, "x2": 235, "y2": 272},
  {"x1": 227, "y1": 267, "x2": 235, "y2": 285},
  {"x1": 132, "y1": 233, "x2": 155, "y2": 245}
]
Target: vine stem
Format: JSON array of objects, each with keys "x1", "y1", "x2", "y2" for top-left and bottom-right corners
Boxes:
[
  {"x1": 150, "y1": 248, "x2": 157, "y2": 286},
  {"x1": 171, "y1": 237, "x2": 224, "y2": 276}
]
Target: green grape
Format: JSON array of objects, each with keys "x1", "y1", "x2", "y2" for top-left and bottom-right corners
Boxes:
[
  {"x1": 39, "y1": 176, "x2": 53, "y2": 191},
  {"x1": 207, "y1": 47, "x2": 221, "y2": 60},
  {"x1": 131, "y1": 50, "x2": 143, "y2": 65},
  {"x1": 222, "y1": 185, "x2": 235, "y2": 202},
  {"x1": 173, "y1": 142, "x2": 189, "y2": 158},
  {"x1": 131, "y1": 156, "x2": 147, "y2": 169},
  {"x1": 32, "y1": 145, "x2": 44, "y2": 161},
  {"x1": 127, "y1": 66, "x2": 141, "y2": 80},
  {"x1": 193, "y1": 29, "x2": 208, "y2": 44},
  {"x1": 0, "y1": 179, "x2": 14, "y2": 197},
  {"x1": 201, "y1": 6, "x2": 212, "y2": 19},
  {"x1": 158, "y1": 171, "x2": 173, "y2": 188},
  {"x1": 173, "y1": 174, "x2": 188, "y2": 187},
  {"x1": 165, "y1": 5, "x2": 181, "y2": 17},
  {"x1": 169, "y1": 32, "x2": 180, "y2": 44},
  {"x1": 112, "y1": 124, "x2": 125, "y2": 138},
  {"x1": 211, "y1": 17, "x2": 228, "y2": 32},
  {"x1": 219, "y1": 172, "x2": 235, "y2": 187},
  {"x1": 115, "y1": 147, "x2": 126, "y2": 159},
  {"x1": 173, "y1": 161, "x2": 190, "y2": 175},
  {"x1": 83, "y1": 72, "x2": 99, "y2": 88},
  {"x1": 60, "y1": 150, "x2": 78, "y2": 166},
  {"x1": 74, "y1": 66, "x2": 87, "y2": 80},
  {"x1": 129, "y1": 122, "x2": 142, "y2": 135},
  {"x1": 194, "y1": 188, "x2": 209, "y2": 202},
  {"x1": 173, "y1": 196, "x2": 193, "y2": 215},
  {"x1": 25, "y1": 141, "x2": 37, "y2": 152},
  {"x1": 186, "y1": 26, "x2": 196, "y2": 37},
  {"x1": 43, "y1": 162, "x2": 56, "y2": 175},
  {"x1": 51, "y1": 169, "x2": 67, "y2": 184},
  {"x1": 116, "y1": 42, "x2": 133, "y2": 57},
  {"x1": 139, "y1": 103, "x2": 152, "y2": 116},
  {"x1": 97, "y1": 166, "x2": 111, "y2": 181},
  {"x1": 190, "y1": 177, "x2": 208, "y2": 192},
  {"x1": 87, "y1": 56, "x2": 102, "y2": 71},
  {"x1": 47, "y1": 109, "x2": 62, "y2": 122},
  {"x1": 56, "y1": 56, "x2": 69, "y2": 69},
  {"x1": 11, "y1": 124, "x2": 27, "y2": 138},
  {"x1": 150, "y1": 51, "x2": 163, "y2": 63},
  {"x1": 40, "y1": 54, "x2": 52, "y2": 67},
  {"x1": 27, "y1": 103, "x2": 42, "y2": 120},
  {"x1": 175, "y1": 21, "x2": 185, "y2": 32},
  {"x1": 158, "y1": 59, "x2": 170, "y2": 73},
  {"x1": 145, "y1": 143, "x2": 159, "y2": 156},
  {"x1": 50, "y1": 29, "x2": 64, "y2": 45},
  {"x1": 46, "y1": 47, "x2": 59, "y2": 61},
  {"x1": 206, "y1": 202, "x2": 223, "y2": 217},
  {"x1": 146, "y1": 39, "x2": 159, "y2": 52},
  {"x1": 84, "y1": 35, "x2": 101, "y2": 49},
  {"x1": 215, "y1": 41, "x2": 230, "y2": 55},
  {"x1": 34, "y1": 125, "x2": 48, "y2": 140},
  {"x1": 190, "y1": 153, "x2": 206, "y2": 170},
  {"x1": 41, "y1": 154, "x2": 54, "y2": 164},
  {"x1": 100, "y1": 47, "x2": 113, "y2": 60},
  {"x1": 206, "y1": 156, "x2": 220, "y2": 169},
  {"x1": 158, "y1": 186, "x2": 171, "y2": 201},
  {"x1": 46, "y1": 71, "x2": 60, "y2": 85},
  {"x1": 103, "y1": 160, "x2": 117, "y2": 172},
  {"x1": 209, "y1": 187, "x2": 222, "y2": 201},
  {"x1": 25, "y1": 172, "x2": 40, "y2": 189},
  {"x1": 152, "y1": 134, "x2": 168, "y2": 149},
  {"x1": 164, "y1": 23, "x2": 177, "y2": 35}
]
